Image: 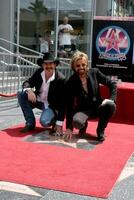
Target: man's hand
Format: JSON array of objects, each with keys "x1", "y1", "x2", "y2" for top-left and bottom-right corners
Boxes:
[
  {"x1": 63, "y1": 129, "x2": 73, "y2": 141},
  {"x1": 27, "y1": 90, "x2": 36, "y2": 103},
  {"x1": 55, "y1": 125, "x2": 63, "y2": 136},
  {"x1": 63, "y1": 28, "x2": 70, "y2": 33}
]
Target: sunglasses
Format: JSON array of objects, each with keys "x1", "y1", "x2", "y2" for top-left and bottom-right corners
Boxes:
[{"x1": 76, "y1": 63, "x2": 87, "y2": 68}]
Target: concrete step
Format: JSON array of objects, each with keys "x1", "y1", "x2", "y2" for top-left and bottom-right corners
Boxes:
[
  {"x1": 0, "y1": 98, "x2": 18, "y2": 111},
  {"x1": 0, "y1": 84, "x2": 19, "y2": 90}
]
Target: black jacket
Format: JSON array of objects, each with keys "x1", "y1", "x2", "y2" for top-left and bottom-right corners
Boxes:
[
  {"x1": 22, "y1": 68, "x2": 66, "y2": 122},
  {"x1": 65, "y1": 68, "x2": 117, "y2": 129}
]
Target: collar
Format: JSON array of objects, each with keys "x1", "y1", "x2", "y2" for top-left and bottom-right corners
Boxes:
[{"x1": 41, "y1": 71, "x2": 55, "y2": 83}]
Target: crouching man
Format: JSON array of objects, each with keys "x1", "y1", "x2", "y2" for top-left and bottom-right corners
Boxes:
[
  {"x1": 18, "y1": 52, "x2": 65, "y2": 135},
  {"x1": 63, "y1": 51, "x2": 117, "y2": 142}
]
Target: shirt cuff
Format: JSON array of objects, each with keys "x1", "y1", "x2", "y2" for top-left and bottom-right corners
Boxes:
[
  {"x1": 56, "y1": 120, "x2": 63, "y2": 126},
  {"x1": 23, "y1": 88, "x2": 31, "y2": 92}
]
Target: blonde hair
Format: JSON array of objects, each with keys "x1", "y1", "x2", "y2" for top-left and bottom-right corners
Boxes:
[{"x1": 71, "y1": 51, "x2": 89, "y2": 70}]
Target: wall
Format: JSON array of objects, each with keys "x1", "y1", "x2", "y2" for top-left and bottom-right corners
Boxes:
[{"x1": 0, "y1": 0, "x2": 15, "y2": 48}]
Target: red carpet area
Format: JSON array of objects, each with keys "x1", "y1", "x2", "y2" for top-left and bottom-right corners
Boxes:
[{"x1": 0, "y1": 120, "x2": 134, "y2": 198}]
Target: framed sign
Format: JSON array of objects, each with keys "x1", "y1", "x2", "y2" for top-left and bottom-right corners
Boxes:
[{"x1": 92, "y1": 16, "x2": 134, "y2": 78}]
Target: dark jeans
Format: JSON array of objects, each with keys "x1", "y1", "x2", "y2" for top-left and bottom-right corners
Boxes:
[
  {"x1": 17, "y1": 91, "x2": 55, "y2": 127},
  {"x1": 73, "y1": 101, "x2": 116, "y2": 133}
]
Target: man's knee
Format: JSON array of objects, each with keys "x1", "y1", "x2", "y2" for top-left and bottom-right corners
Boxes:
[
  {"x1": 40, "y1": 119, "x2": 49, "y2": 127},
  {"x1": 106, "y1": 101, "x2": 116, "y2": 113},
  {"x1": 40, "y1": 117, "x2": 54, "y2": 127},
  {"x1": 73, "y1": 112, "x2": 88, "y2": 129},
  {"x1": 40, "y1": 108, "x2": 55, "y2": 127},
  {"x1": 100, "y1": 101, "x2": 116, "y2": 117}
]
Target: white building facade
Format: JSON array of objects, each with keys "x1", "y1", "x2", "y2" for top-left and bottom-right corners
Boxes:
[{"x1": 0, "y1": 0, "x2": 134, "y2": 59}]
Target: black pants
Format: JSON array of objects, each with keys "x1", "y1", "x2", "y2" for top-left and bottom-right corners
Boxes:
[{"x1": 72, "y1": 101, "x2": 116, "y2": 134}]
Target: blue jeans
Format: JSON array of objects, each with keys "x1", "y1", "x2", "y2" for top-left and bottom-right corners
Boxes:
[
  {"x1": 17, "y1": 91, "x2": 55, "y2": 127},
  {"x1": 40, "y1": 107, "x2": 55, "y2": 127}
]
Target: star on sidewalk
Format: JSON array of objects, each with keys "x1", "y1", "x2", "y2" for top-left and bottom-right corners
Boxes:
[{"x1": 23, "y1": 130, "x2": 97, "y2": 150}]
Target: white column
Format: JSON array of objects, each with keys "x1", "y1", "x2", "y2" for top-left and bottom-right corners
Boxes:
[{"x1": 0, "y1": 0, "x2": 15, "y2": 49}]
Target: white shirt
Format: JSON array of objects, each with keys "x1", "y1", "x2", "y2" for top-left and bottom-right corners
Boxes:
[
  {"x1": 37, "y1": 71, "x2": 63, "y2": 126},
  {"x1": 58, "y1": 24, "x2": 73, "y2": 46},
  {"x1": 37, "y1": 71, "x2": 55, "y2": 108}
]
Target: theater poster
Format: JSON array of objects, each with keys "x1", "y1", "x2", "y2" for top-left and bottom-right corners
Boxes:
[{"x1": 92, "y1": 16, "x2": 134, "y2": 78}]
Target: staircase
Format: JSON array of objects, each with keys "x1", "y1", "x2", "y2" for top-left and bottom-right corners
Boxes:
[{"x1": 0, "y1": 38, "x2": 41, "y2": 109}]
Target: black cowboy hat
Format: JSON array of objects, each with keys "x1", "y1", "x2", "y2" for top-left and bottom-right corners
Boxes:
[{"x1": 37, "y1": 52, "x2": 59, "y2": 67}]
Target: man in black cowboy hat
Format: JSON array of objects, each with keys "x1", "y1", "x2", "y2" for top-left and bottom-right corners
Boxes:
[{"x1": 18, "y1": 52, "x2": 65, "y2": 135}]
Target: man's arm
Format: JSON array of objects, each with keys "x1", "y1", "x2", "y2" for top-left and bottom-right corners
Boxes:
[{"x1": 96, "y1": 68, "x2": 117, "y2": 101}]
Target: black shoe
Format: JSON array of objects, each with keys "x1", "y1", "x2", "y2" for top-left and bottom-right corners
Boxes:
[
  {"x1": 20, "y1": 125, "x2": 35, "y2": 133},
  {"x1": 97, "y1": 131, "x2": 105, "y2": 142},
  {"x1": 97, "y1": 135, "x2": 105, "y2": 142}
]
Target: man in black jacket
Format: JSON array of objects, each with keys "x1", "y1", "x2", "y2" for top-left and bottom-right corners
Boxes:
[
  {"x1": 63, "y1": 51, "x2": 117, "y2": 142},
  {"x1": 18, "y1": 52, "x2": 65, "y2": 134}
]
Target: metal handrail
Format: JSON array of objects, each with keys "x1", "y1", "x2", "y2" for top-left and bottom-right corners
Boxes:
[
  {"x1": 0, "y1": 46, "x2": 39, "y2": 98},
  {"x1": 0, "y1": 37, "x2": 42, "y2": 56},
  {"x1": 0, "y1": 47, "x2": 38, "y2": 67}
]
